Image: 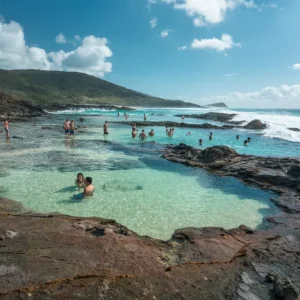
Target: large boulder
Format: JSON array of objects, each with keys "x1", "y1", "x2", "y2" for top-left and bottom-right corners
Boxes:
[
  {"x1": 199, "y1": 146, "x2": 238, "y2": 163},
  {"x1": 244, "y1": 119, "x2": 267, "y2": 130}
]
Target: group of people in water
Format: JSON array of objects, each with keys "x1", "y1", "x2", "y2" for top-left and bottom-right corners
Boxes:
[{"x1": 64, "y1": 119, "x2": 76, "y2": 136}]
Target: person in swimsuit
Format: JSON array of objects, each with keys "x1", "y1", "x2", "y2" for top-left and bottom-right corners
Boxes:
[
  {"x1": 199, "y1": 139, "x2": 203, "y2": 145},
  {"x1": 236, "y1": 135, "x2": 239, "y2": 140},
  {"x1": 186, "y1": 132, "x2": 191, "y2": 136},
  {"x1": 4, "y1": 119, "x2": 9, "y2": 137},
  {"x1": 75, "y1": 173, "x2": 85, "y2": 188},
  {"x1": 209, "y1": 132, "x2": 213, "y2": 141},
  {"x1": 139, "y1": 130, "x2": 147, "y2": 139},
  {"x1": 144, "y1": 114, "x2": 147, "y2": 121},
  {"x1": 84, "y1": 177, "x2": 95, "y2": 196},
  {"x1": 244, "y1": 140, "x2": 248, "y2": 146},
  {"x1": 247, "y1": 137, "x2": 251, "y2": 143},
  {"x1": 104, "y1": 121, "x2": 109, "y2": 135},
  {"x1": 167, "y1": 129, "x2": 173, "y2": 137},
  {"x1": 70, "y1": 120, "x2": 75, "y2": 136},
  {"x1": 64, "y1": 119, "x2": 70, "y2": 135},
  {"x1": 149, "y1": 129, "x2": 155, "y2": 136}
]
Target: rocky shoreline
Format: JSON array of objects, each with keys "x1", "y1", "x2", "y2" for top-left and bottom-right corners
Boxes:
[{"x1": 1, "y1": 144, "x2": 300, "y2": 299}]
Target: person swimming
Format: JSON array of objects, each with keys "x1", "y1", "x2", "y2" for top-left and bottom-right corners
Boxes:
[
  {"x1": 209, "y1": 132, "x2": 213, "y2": 141},
  {"x1": 247, "y1": 137, "x2": 251, "y2": 143},
  {"x1": 149, "y1": 129, "x2": 155, "y2": 136},
  {"x1": 244, "y1": 140, "x2": 248, "y2": 146},
  {"x1": 75, "y1": 173, "x2": 85, "y2": 188},
  {"x1": 199, "y1": 139, "x2": 203, "y2": 145},
  {"x1": 167, "y1": 129, "x2": 173, "y2": 137},
  {"x1": 139, "y1": 129, "x2": 147, "y2": 139},
  {"x1": 83, "y1": 177, "x2": 94, "y2": 196},
  {"x1": 144, "y1": 114, "x2": 147, "y2": 121},
  {"x1": 236, "y1": 135, "x2": 239, "y2": 140},
  {"x1": 186, "y1": 132, "x2": 191, "y2": 136}
]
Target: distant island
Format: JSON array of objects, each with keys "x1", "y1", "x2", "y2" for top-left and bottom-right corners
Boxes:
[
  {"x1": 0, "y1": 69, "x2": 200, "y2": 108},
  {"x1": 205, "y1": 102, "x2": 228, "y2": 108}
]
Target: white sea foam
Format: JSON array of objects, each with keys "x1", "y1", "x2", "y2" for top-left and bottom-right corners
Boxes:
[{"x1": 231, "y1": 110, "x2": 300, "y2": 143}]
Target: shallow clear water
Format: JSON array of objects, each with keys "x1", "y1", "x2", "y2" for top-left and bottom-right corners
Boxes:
[{"x1": 0, "y1": 107, "x2": 287, "y2": 240}]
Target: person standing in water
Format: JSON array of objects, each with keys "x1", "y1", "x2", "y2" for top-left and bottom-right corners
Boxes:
[
  {"x1": 144, "y1": 114, "x2": 147, "y2": 121},
  {"x1": 70, "y1": 120, "x2": 75, "y2": 137},
  {"x1": 236, "y1": 135, "x2": 239, "y2": 140},
  {"x1": 247, "y1": 137, "x2": 251, "y2": 143},
  {"x1": 83, "y1": 177, "x2": 95, "y2": 196},
  {"x1": 167, "y1": 129, "x2": 173, "y2": 137},
  {"x1": 4, "y1": 119, "x2": 9, "y2": 138},
  {"x1": 139, "y1": 130, "x2": 147, "y2": 139},
  {"x1": 209, "y1": 132, "x2": 213, "y2": 140},
  {"x1": 199, "y1": 139, "x2": 203, "y2": 145},
  {"x1": 104, "y1": 121, "x2": 109, "y2": 135},
  {"x1": 64, "y1": 119, "x2": 70, "y2": 135},
  {"x1": 149, "y1": 129, "x2": 155, "y2": 136}
]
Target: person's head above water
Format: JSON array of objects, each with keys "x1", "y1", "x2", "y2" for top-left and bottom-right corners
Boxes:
[
  {"x1": 244, "y1": 140, "x2": 248, "y2": 145},
  {"x1": 210, "y1": 132, "x2": 213, "y2": 136},
  {"x1": 142, "y1": 129, "x2": 145, "y2": 132},
  {"x1": 236, "y1": 135, "x2": 239, "y2": 139},
  {"x1": 105, "y1": 121, "x2": 108, "y2": 124},
  {"x1": 77, "y1": 173, "x2": 84, "y2": 181},
  {"x1": 85, "y1": 177, "x2": 92, "y2": 184}
]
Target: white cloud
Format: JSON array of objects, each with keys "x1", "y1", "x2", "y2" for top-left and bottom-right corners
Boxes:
[
  {"x1": 150, "y1": 17, "x2": 158, "y2": 29},
  {"x1": 224, "y1": 73, "x2": 238, "y2": 76},
  {"x1": 178, "y1": 45, "x2": 187, "y2": 50},
  {"x1": 152, "y1": 0, "x2": 257, "y2": 27},
  {"x1": 292, "y1": 63, "x2": 300, "y2": 70},
  {"x1": 200, "y1": 84, "x2": 300, "y2": 108},
  {"x1": 0, "y1": 20, "x2": 112, "y2": 77},
  {"x1": 191, "y1": 34, "x2": 241, "y2": 52},
  {"x1": 161, "y1": 29, "x2": 171, "y2": 37},
  {"x1": 55, "y1": 33, "x2": 67, "y2": 44}
]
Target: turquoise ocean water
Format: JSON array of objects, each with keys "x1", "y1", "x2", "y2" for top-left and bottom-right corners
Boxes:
[{"x1": 1, "y1": 106, "x2": 299, "y2": 239}]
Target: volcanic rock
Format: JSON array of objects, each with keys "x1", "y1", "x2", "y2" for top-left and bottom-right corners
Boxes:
[{"x1": 244, "y1": 119, "x2": 267, "y2": 130}]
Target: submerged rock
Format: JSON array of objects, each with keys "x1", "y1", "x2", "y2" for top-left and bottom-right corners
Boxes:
[{"x1": 244, "y1": 119, "x2": 267, "y2": 130}]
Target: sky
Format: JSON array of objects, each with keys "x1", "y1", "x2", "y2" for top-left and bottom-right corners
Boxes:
[{"x1": 0, "y1": 0, "x2": 300, "y2": 108}]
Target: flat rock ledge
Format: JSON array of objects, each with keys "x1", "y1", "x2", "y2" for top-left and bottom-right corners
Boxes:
[
  {"x1": 112, "y1": 121, "x2": 236, "y2": 129},
  {"x1": 1, "y1": 146, "x2": 300, "y2": 299}
]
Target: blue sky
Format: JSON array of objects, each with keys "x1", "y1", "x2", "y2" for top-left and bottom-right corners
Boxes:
[{"x1": 0, "y1": 0, "x2": 300, "y2": 107}]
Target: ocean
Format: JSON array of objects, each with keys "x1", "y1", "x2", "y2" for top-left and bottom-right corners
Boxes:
[{"x1": 1, "y1": 106, "x2": 298, "y2": 240}]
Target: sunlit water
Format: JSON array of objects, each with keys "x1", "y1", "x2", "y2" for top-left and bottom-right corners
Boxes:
[{"x1": 0, "y1": 107, "x2": 290, "y2": 239}]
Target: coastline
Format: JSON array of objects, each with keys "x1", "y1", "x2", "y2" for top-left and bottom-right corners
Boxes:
[{"x1": 1, "y1": 144, "x2": 300, "y2": 299}]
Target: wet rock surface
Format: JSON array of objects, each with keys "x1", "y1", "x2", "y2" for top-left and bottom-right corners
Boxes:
[
  {"x1": 113, "y1": 120, "x2": 237, "y2": 129},
  {"x1": 244, "y1": 119, "x2": 267, "y2": 130},
  {"x1": 1, "y1": 196, "x2": 300, "y2": 299},
  {"x1": 175, "y1": 112, "x2": 238, "y2": 122}
]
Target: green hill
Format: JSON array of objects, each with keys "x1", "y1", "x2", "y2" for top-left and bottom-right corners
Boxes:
[{"x1": 0, "y1": 69, "x2": 200, "y2": 108}]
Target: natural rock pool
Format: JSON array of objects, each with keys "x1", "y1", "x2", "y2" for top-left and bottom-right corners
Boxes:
[{"x1": 0, "y1": 109, "x2": 285, "y2": 239}]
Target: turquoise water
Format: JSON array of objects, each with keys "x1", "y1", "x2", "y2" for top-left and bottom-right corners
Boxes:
[{"x1": 0, "y1": 107, "x2": 291, "y2": 239}]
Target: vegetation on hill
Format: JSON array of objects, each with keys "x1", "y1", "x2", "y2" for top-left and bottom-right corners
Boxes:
[{"x1": 0, "y1": 69, "x2": 200, "y2": 108}]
